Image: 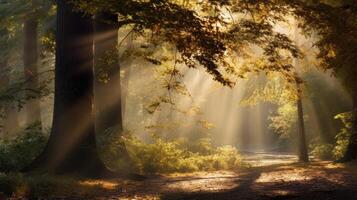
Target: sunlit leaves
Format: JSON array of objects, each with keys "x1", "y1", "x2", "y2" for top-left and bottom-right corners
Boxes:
[
  {"x1": 333, "y1": 111, "x2": 353, "y2": 159},
  {"x1": 240, "y1": 73, "x2": 300, "y2": 137},
  {"x1": 292, "y1": 0, "x2": 357, "y2": 93}
]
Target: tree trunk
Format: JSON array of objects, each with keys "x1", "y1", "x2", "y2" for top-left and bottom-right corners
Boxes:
[
  {"x1": 94, "y1": 13, "x2": 132, "y2": 170},
  {"x1": 23, "y1": 18, "x2": 42, "y2": 128},
  {"x1": 121, "y1": 37, "x2": 134, "y2": 114},
  {"x1": 0, "y1": 29, "x2": 19, "y2": 136},
  {"x1": 0, "y1": 26, "x2": 19, "y2": 136},
  {"x1": 94, "y1": 13, "x2": 124, "y2": 132},
  {"x1": 296, "y1": 83, "x2": 309, "y2": 162},
  {"x1": 24, "y1": 1, "x2": 109, "y2": 177},
  {"x1": 121, "y1": 63, "x2": 131, "y2": 115}
]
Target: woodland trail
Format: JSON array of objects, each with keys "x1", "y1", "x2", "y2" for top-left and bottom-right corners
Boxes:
[{"x1": 54, "y1": 153, "x2": 357, "y2": 200}]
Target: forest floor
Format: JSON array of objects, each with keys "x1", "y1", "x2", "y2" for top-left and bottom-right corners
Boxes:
[
  {"x1": 71, "y1": 153, "x2": 357, "y2": 200},
  {"x1": 5, "y1": 153, "x2": 357, "y2": 200}
]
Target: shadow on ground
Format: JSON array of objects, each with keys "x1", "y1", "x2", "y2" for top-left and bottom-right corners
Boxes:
[
  {"x1": 6, "y1": 155, "x2": 357, "y2": 199},
  {"x1": 159, "y1": 161, "x2": 357, "y2": 200}
]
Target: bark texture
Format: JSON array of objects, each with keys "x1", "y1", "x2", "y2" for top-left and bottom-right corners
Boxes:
[
  {"x1": 94, "y1": 13, "x2": 132, "y2": 170},
  {"x1": 24, "y1": 1, "x2": 108, "y2": 177}
]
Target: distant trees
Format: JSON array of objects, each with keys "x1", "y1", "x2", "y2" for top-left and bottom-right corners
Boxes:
[
  {"x1": 0, "y1": 3, "x2": 21, "y2": 136},
  {"x1": 23, "y1": 16, "x2": 42, "y2": 128},
  {"x1": 0, "y1": 26, "x2": 19, "y2": 136},
  {"x1": 0, "y1": 0, "x2": 53, "y2": 135}
]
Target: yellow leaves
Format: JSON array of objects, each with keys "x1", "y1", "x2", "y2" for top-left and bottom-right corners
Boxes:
[
  {"x1": 334, "y1": 111, "x2": 353, "y2": 129},
  {"x1": 240, "y1": 73, "x2": 299, "y2": 108},
  {"x1": 327, "y1": 48, "x2": 336, "y2": 58},
  {"x1": 125, "y1": 136, "x2": 244, "y2": 173}
]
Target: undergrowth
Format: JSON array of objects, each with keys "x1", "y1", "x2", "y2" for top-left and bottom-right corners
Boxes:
[
  {"x1": 0, "y1": 122, "x2": 47, "y2": 172},
  {"x1": 111, "y1": 135, "x2": 247, "y2": 174},
  {"x1": 310, "y1": 112, "x2": 352, "y2": 160},
  {"x1": 0, "y1": 173, "x2": 113, "y2": 199}
]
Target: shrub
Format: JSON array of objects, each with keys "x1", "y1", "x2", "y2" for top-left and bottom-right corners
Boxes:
[
  {"x1": 0, "y1": 124, "x2": 245, "y2": 175},
  {"x1": 333, "y1": 112, "x2": 352, "y2": 160},
  {"x1": 177, "y1": 137, "x2": 215, "y2": 155},
  {"x1": 124, "y1": 136, "x2": 245, "y2": 174},
  {"x1": 310, "y1": 143, "x2": 334, "y2": 160},
  {"x1": 0, "y1": 122, "x2": 48, "y2": 172}
]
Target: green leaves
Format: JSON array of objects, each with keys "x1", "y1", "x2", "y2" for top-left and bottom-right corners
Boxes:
[{"x1": 0, "y1": 122, "x2": 48, "y2": 172}]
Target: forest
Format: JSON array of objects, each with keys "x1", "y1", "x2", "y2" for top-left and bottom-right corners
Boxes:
[{"x1": 0, "y1": 0, "x2": 356, "y2": 199}]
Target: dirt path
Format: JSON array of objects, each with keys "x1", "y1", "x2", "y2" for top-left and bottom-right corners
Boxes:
[{"x1": 78, "y1": 154, "x2": 357, "y2": 200}]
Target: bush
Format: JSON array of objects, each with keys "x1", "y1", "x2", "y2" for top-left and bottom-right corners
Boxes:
[
  {"x1": 124, "y1": 136, "x2": 245, "y2": 174},
  {"x1": 310, "y1": 143, "x2": 334, "y2": 160},
  {"x1": 332, "y1": 112, "x2": 352, "y2": 160},
  {"x1": 310, "y1": 112, "x2": 353, "y2": 161},
  {"x1": 0, "y1": 122, "x2": 48, "y2": 172},
  {"x1": 177, "y1": 137, "x2": 215, "y2": 155}
]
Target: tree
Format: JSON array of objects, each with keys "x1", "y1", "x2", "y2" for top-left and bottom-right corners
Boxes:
[
  {"x1": 0, "y1": 0, "x2": 53, "y2": 135},
  {"x1": 94, "y1": 13, "x2": 132, "y2": 170},
  {"x1": 23, "y1": 16, "x2": 42, "y2": 128},
  {"x1": 332, "y1": 2, "x2": 357, "y2": 162},
  {"x1": 24, "y1": 1, "x2": 109, "y2": 176},
  {"x1": 293, "y1": 0, "x2": 357, "y2": 161},
  {"x1": 0, "y1": 53, "x2": 19, "y2": 136},
  {"x1": 296, "y1": 82, "x2": 309, "y2": 162},
  {"x1": 294, "y1": 24, "x2": 309, "y2": 162},
  {"x1": 120, "y1": 36, "x2": 134, "y2": 114},
  {"x1": 0, "y1": 14, "x2": 20, "y2": 136},
  {"x1": 25, "y1": 0, "x2": 307, "y2": 176}
]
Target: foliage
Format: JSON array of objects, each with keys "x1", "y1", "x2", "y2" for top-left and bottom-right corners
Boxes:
[
  {"x1": 70, "y1": 0, "x2": 304, "y2": 87},
  {"x1": 0, "y1": 0, "x2": 55, "y2": 121},
  {"x1": 293, "y1": 0, "x2": 357, "y2": 94},
  {"x1": 0, "y1": 123, "x2": 48, "y2": 172},
  {"x1": 124, "y1": 136, "x2": 245, "y2": 174},
  {"x1": 241, "y1": 74, "x2": 299, "y2": 139},
  {"x1": 310, "y1": 142, "x2": 334, "y2": 160},
  {"x1": 309, "y1": 111, "x2": 353, "y2": 160},
  {"x1": 0, "y1": 70, "x2": 54, "y2": 111},
  {"x1": 269, "y1": 103, "x2": 297, "y2": 138},
  {"x1": 332, "y1": 112, "x2": 352, "y2": 160}
]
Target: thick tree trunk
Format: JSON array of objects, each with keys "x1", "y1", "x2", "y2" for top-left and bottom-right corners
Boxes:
[
  {"x1": 94, "y1": 13, "x2": 124, "y2": 132},
  {"x1": 24, "y1": 1, "x2": 109, "y2": 177},
  {"x1": 23, "y1": 19, "x2": 42, "y2": 128},
  {"x1": 296, "y1": 83, "x2": 309, "y2": 162},
  {"x1": 94, "y1": 13, "x2": 132, "y2": 170}
]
